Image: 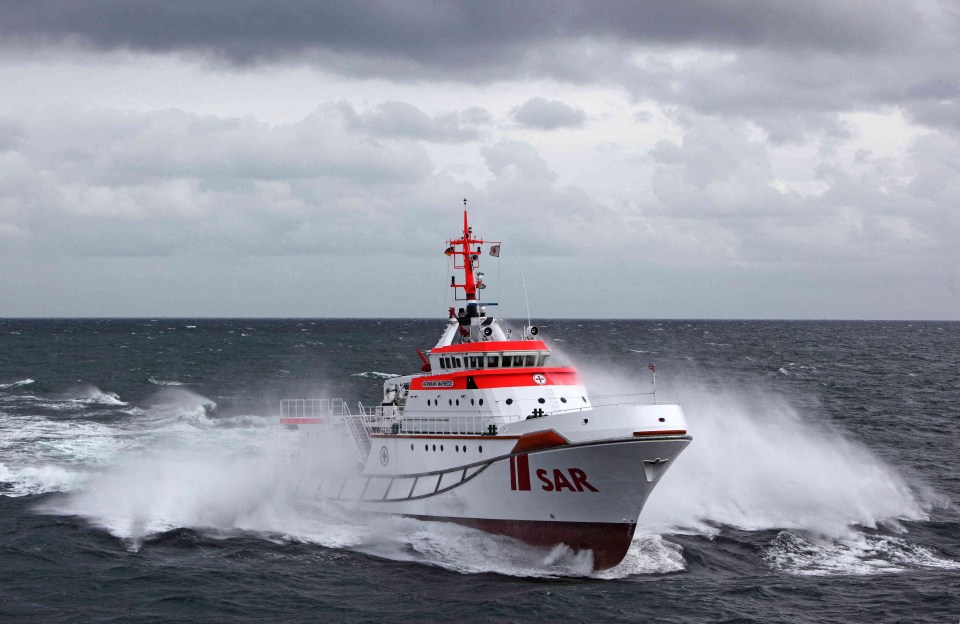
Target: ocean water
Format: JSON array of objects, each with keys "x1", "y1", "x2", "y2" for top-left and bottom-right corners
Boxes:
[{"x1": 0, "y1": 318, "x2": 957, "y2": 623}]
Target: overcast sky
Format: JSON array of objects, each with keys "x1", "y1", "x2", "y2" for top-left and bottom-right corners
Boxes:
[{"x1": 1, "y1": 1, "x2": 958, "y2": 319}]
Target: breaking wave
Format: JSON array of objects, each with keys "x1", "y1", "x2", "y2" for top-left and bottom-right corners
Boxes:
[
  {"x1": 60, "y1": 385, "x2": 128, "y2": 406},
  {"x1": 9, "y1": 370, "x2": 954, "y2": 579},
  {"x1": 148, "y1": 378, "x2": 185, "y2": 386},
  {"x1": 762, "y1": 531, "x2": 960, "y2": 576},
  {"x1": 351, "y1": 371, "x2": 400, "y2": 380},
  {"x1": 0, "y1": 378, "x2": 34, "y2": 390},
  {"x1": 641, "y1": 383, "x2": 934, "y2": 536}
]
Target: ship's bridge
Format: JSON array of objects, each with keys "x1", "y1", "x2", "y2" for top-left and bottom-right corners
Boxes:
[{"x1": 429, "y1": 340, "x2": 551, "y2": 372}]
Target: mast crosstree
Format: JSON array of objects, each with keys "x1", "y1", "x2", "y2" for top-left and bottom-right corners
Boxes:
[{"x1": 447, "y1": 209, "x2": 499, "y2": 318}]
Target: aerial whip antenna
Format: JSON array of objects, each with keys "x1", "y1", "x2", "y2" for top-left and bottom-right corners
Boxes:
[{"x1": 516, "y1": 246, "x2": 532, "y2": 333}]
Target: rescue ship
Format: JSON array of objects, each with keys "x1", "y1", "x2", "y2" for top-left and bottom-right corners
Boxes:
[{"x1": 282, "y1": 207, "x2": 691, "y2": 569}]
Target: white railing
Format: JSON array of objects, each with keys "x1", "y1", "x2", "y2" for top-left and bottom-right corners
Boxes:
[
  {"x1": 360, "y1": 404, "x2": 498, "y2": 435},
  {"x1": 281, "y1": 398, "x2": 370, "y2": 461},
  {"x1": 281, "y1": 398, "x2": 353, "y2": 419}
]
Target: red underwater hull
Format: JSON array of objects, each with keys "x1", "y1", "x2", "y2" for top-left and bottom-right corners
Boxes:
[{"x1": 408, "y1": 515, "x2": 637, "y2": 569}]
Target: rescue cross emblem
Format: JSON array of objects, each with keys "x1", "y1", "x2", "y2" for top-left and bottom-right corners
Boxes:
[
  {"x1": 380, "y1": 446, "x2": 389, "y2": 466},
  {"x1": 532, "y1": 374, "x2": 547, "y2": 385}
]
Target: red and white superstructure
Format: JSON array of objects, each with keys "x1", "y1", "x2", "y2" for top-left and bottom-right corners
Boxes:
[{"x1": 282, "y1": 208, "x2": 690, "y2": 570}]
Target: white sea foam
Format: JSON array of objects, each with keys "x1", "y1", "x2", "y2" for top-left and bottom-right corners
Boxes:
[
  {"x1": 762, "y1": 531, "x2": 960, "y2": 576},
  {"x1": 148, "y1": 378, "x2": 185, "y2": 386},
  {"x1": 0, "y1": 462, "x2": 88, "y2": 496},
  {"x1": 20, "y1": 363, "x2": 953, "y2": 579},
  {"x1": 60, "y1": 385, "x2": 128, "y2": 406},
  {"x1": 351, "y1": 371, "x2": 400, "y2": 380},
  {"x1": 0, "y1": 378, "x2": 35, "y2": 390}
]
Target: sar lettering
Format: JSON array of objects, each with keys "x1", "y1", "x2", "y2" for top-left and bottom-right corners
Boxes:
[{"x1": 536, "y1": 468, "x2": 598, "y2": 492}]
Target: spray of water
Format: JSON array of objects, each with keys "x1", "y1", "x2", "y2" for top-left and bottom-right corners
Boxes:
[
  {"x1": 24, "y1": 362, "x2": 955, "y2": 578},
  {"x1": 641, "y1": 381, "x2": 933, "y2": 536}
]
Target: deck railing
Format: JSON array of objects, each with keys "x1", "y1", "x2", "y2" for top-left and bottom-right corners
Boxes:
[{"x1": 359, "y1": 404, "x2": 499, "y2": 435}]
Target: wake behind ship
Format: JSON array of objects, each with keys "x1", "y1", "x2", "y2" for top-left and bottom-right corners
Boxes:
[{"x1": 282, "y1": 207, "x2": 691, "y2": 569}]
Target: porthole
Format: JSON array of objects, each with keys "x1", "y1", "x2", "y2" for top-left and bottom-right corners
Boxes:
[
  {"x1": 479, "y1": 446, "x2": 483, "y2": 453},
  {"x1": 582, "y1": 396, "x2": 587, "y2": 402},
  {"x1": 456, "y1": 445, "x2": 460, "y2": 452},
  {"x1": 479, "y1": 399, "x2": 484, "y2": 406},
  {"x1": 440, "y1": 445, "x2": 444, "y2": 452},
  {"x1": 456, "y1": 399, "x2": 460, "y2": 406},
  {"x1": 462, "y1": 446, "x2": 467, "y2": 453},
  {"x1": 560, "y1": 397, "x2": 567, "y2": 403},
  {"x1": 424, "y1": 444, "x2": 428, "y2": 451},
  {"x1": 410, "y1": 444, "x2": 414, "y2": 451},
  {"x1": 427, "y1": 399, "x2": 431, "y2": 406},
  {"x1": 470, "y1": 398, "x2": 475, "y2": 405},
  {"x1": 506, "y1": 398, "x2": 513, "y2": 405},
  {"x1": 432, "y1": 444, "x2": 436, "y2": 452},
  {"x1": 449, "y1": 399, "x2": 453, "y2": 406},
  {"x1": 538, "y1": 398, "x2": 545, "y2": 404}
]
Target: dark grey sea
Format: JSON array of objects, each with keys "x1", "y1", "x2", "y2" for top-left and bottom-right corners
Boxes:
[{"x1": 1, "y1": 319, "x2": 957, "y2": 623}]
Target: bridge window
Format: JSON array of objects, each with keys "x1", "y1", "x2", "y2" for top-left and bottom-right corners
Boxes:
[
  {"x1": 524, "y1": 355, "x2": 535, "y2": 367},
  {"x1": 513, "y1": 355, "x2": 524, "y2": 367},
  {"x1": 501, "y1": 356, "x2": 513, "y2": 368},
  {"x1": 487, "y1": 355, "x2": 499, "y2": 367},
  {"x1": 453, "y1": 357, "x2": 462, "y2": 368}
]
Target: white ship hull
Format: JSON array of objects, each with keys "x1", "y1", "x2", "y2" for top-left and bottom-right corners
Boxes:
[{"x1": 290, "y1": 403, "x2": 690, "y2": 568}]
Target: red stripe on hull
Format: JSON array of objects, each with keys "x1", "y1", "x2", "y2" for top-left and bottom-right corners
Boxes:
[
  {"x1": 410, "y1": 368, "x2": 581, "y2": 390},
  {"x1": 515, "y1": 454, "x2": 531, "y2": 491},
  {"x1": 407, "y1": 515, "x2": 637, "y2": 570}
]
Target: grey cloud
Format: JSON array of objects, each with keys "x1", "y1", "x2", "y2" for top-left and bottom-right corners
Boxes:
[
  {"x1": 0, "y1": 1, "x2": 927, "y2": 63},
  {"x1": 0, "y1": 105, "x2": 455, "y2": 260},
  {"x1": 512, "y1": 97, "x2": 585, "y2": 130},
  {"x1": 338, "y1": 101, "x2": 483, "y2": 143},
  {"x1": 481, "y1": 140, "x2": 555, "y2": 183},
  {"x1": 2, "y1": 1, "x2": 957, "y2": 140},
  {"x1": 640, "y1": 114, "x2": 960, "y2": 279},
  {"x1": 0, "y1": 117, "x2": 24, "y2": 150}
]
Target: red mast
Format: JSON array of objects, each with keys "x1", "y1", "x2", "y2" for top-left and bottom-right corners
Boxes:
[{"x1": 447, "y1": 203, "x2": 497, "y2": 318}]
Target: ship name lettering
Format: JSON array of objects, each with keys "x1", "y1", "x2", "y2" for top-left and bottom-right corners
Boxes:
[
  {"x1": 422, "y1": 380, "x2": 454, "y2": 388},
  {"x1": 535, "y1": 468, "x2": 598, "y2": 493}
]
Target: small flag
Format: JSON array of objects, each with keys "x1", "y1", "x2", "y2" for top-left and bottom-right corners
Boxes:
[
  {"x1": 489, "y1": 244, "x2": 500, "y2": 257},
  {"x1": 444, "y1": 246, "x2": 455, "y2": 256},
  {"x1": 648, "y1": 363, "x2": 656, "y2": 372}
]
